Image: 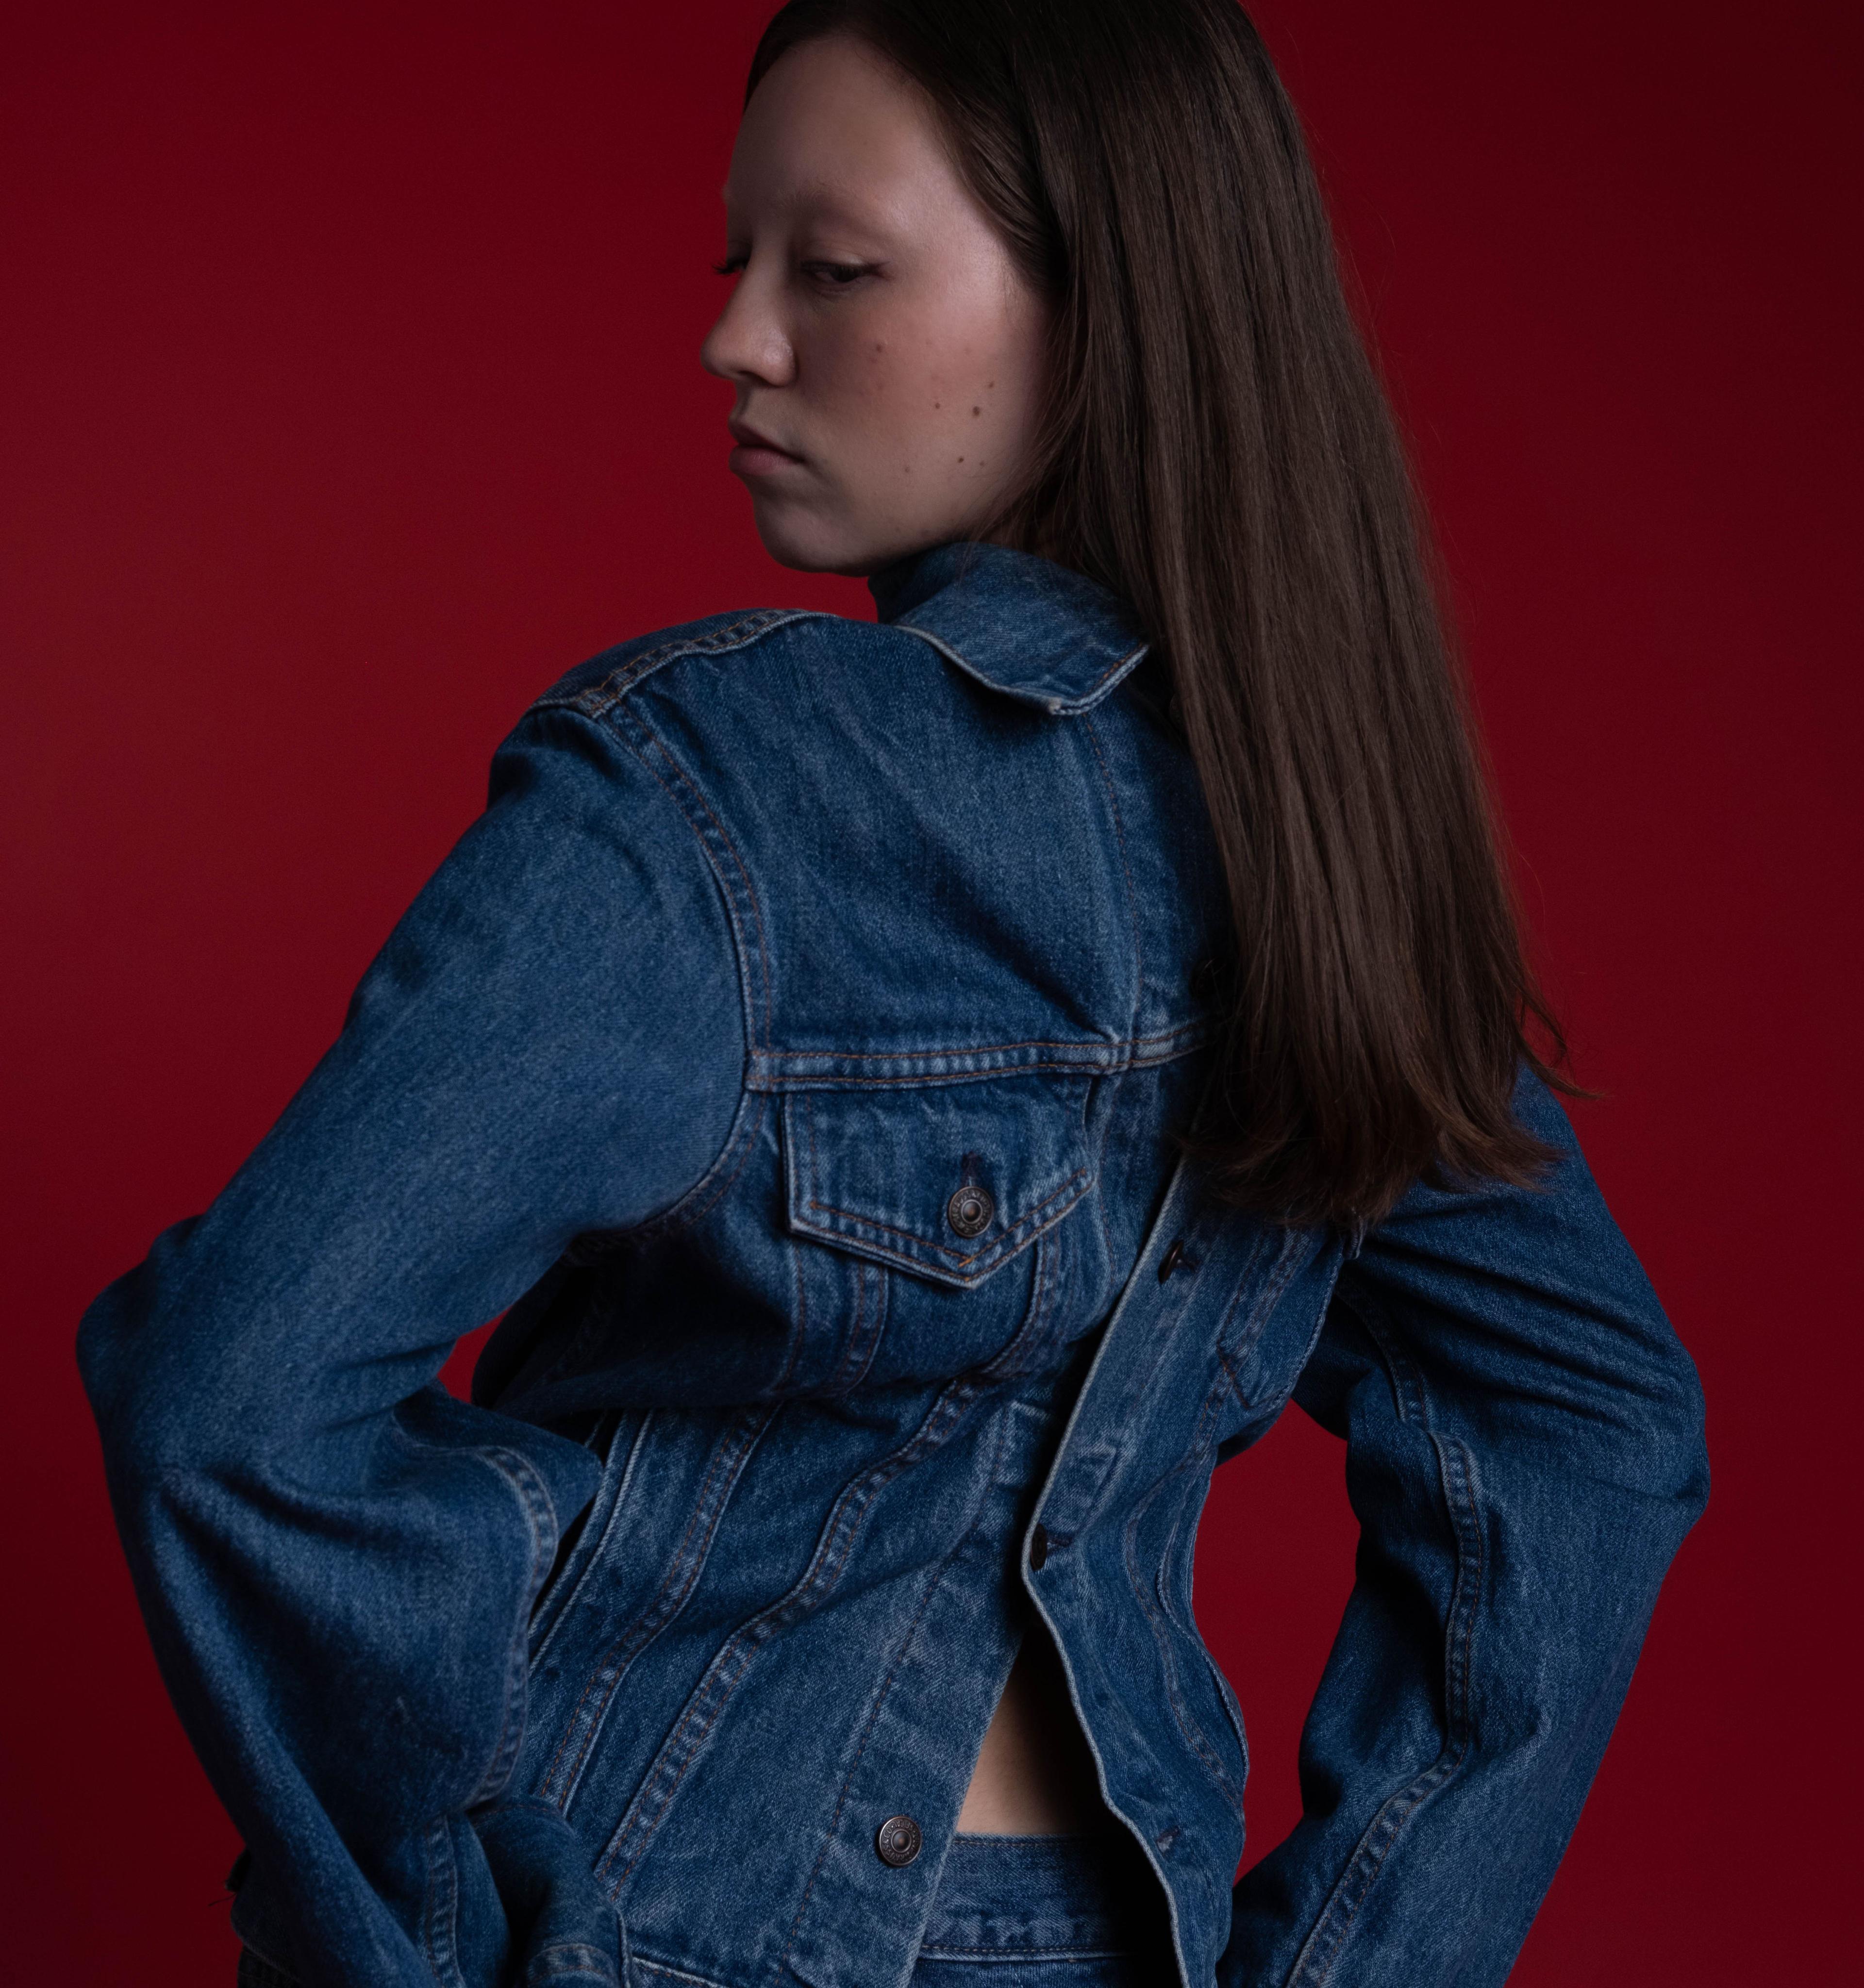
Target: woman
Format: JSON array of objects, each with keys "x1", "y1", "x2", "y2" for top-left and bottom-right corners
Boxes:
[{"x1": 79, "y1": 3, "x2": 1708, "y2": 1985}]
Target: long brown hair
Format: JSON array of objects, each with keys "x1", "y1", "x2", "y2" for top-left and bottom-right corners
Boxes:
[{"x1": 748, "y1": 0, "x2": 1568, "y2": 1229}]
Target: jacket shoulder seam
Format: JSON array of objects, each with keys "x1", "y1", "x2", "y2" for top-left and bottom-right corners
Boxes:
[{"x1": 536, "y1": 609, "x2": 836, "y2": 719}]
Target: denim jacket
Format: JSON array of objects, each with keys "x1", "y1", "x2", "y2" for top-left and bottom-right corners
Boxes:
[{"x1": 79, "y1": 541, "x2": 1707, "y2": 1988}]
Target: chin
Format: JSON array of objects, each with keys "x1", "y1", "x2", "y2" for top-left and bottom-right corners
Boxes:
[
  {"x1": 749, "y1": 503, "x2": 869, "y2": 577},
  {"x1": 749, "y1": 495, "x2": 956, "y2": 580}
]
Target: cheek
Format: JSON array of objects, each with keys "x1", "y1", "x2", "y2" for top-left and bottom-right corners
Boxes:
[
  {"x1": 816, "y1": 314, "x2": 932, "y2": 419},
  {"x1": 833, "y1": 307, "x2": 1033, "y2": 464}
]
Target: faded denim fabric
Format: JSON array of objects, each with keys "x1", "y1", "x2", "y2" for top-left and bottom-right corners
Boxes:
[
  {"x1": 910, "y1": 1832, "x2": 1166, "y2": 1985},
  {"x1": 79, "y1": 541, "x2": 1707, "y2": 1988}
]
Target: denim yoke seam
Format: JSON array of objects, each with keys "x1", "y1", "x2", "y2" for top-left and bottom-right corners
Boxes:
[
  {"x1": 536, "y1": 1407, "x2": 776, "y2": 1815},
  {"x1": 1281, "y1": 1280, "x2": 1488, "y2": 1988},
  {"x1": 596, "y1": 1360, "x2": 1006, "y2": 1894},
  {"x1": 752, "y1": 1021, "x2": 1209, "y2": 1067}
]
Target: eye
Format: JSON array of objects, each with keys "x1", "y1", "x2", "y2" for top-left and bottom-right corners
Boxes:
[
  {"x1": 712, "y1": 253, "x2": 747, "y2": 277},
  {"x1": 801, "y1": 260, "x2": 877, "y2": 291}
]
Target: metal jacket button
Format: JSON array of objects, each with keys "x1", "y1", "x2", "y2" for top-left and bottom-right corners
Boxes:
[
  {"x1": 876, "y1": 1814, "x2": 923, "y2": 1866},
  {"x1": 1158, "y1": 1238, "x2": 1186, "y2": 1283},
  {"x1": 1029, "y1": 1524, "x2": 1049, "y2": 1570},
  {"x1": 947, "y1": 1184, "x2": 994, "y2": 1239}
]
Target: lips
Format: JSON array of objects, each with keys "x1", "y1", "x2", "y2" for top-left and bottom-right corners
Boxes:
[{"x1": 728, "y1": 418, "x2": 803, "y2": 464}]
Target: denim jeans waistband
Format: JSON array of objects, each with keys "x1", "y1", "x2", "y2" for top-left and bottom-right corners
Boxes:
[{"x1": 917, "y1": 1831, "x2": 1161, "y2": 1960}]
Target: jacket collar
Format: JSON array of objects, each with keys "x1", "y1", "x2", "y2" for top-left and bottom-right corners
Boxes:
[{"x1": 867, "y1": 541, "x2": 1150, "y2": 716}]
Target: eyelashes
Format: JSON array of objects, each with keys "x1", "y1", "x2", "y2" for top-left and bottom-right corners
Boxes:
[{"x1": 712, "y1": 255, "x2": 880, "y2": 289}]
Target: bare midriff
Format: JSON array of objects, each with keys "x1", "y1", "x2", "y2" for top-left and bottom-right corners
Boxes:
[{"x1": 956, "y1": 1629, "x2": 1111, "y2": 1834}]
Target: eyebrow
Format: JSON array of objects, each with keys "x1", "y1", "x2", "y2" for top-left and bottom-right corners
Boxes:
[{"x1": 720, "y1": 181, "x2": 898, "y2": 235}]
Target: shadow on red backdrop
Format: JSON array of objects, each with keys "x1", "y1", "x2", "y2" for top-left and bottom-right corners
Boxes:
[{"x1": 3, "y1": 2, "x2": 1857, "y2": 1980}]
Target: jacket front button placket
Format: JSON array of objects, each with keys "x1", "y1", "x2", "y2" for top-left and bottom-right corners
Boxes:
[{"x1": 875, "y1": 1814, "x2": 923, "y2": 1867}]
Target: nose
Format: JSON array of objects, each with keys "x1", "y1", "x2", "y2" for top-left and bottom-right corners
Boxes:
[{"x1": 701, "y1": 261, "x2": 796, "y2": 388}]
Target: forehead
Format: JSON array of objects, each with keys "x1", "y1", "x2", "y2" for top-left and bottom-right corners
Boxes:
[{"x1": 723, "y1": 36, "x2": 956, "y2": 224}]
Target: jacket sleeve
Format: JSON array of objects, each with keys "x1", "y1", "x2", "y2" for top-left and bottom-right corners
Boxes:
[
  {"x1": 76, "y1": 701, "x2": 746, "y2": 1988},
  {"x1": 1221, "y1": 1070, "x2": 1708, "y2": 1987}
]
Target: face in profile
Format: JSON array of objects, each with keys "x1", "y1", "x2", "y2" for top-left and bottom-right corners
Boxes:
[{"x1": 701, "y1": 34, "x2": 1052, "y2": 577}]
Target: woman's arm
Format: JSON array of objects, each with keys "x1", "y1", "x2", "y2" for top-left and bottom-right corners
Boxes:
[
  {"x1": 77, "y1": 701, "x2": 745, "y2": 1988},
  {"x1": 1222, "y1": 1072, "x2": 1709, "y2": 1987}
]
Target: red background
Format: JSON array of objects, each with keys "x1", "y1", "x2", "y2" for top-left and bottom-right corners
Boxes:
[{"x1": 4, "y1": 2, "x2": 1857, "y2": 1980}]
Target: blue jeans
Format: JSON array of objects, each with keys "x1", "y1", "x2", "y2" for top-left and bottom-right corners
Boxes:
[
  {"x1": 239, "y1": 1832, "x2": 1167, "y2": 1987},
  {"x1": 910, "y1": 1832, "x2": 1166, "y2": 1986}
]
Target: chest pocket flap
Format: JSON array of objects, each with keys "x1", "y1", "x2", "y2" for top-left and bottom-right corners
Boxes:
[{"x1": 782, "y1": 1075, "x2": 1096, "y2": 1291}]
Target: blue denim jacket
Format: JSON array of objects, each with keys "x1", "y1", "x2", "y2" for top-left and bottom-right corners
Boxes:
[{"x1": 78, "y1": 541, "x2": 1707, "y2": 1988}]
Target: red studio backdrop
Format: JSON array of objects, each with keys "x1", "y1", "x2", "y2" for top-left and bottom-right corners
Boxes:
[{"x1": 4, "y1": 2, "x2": 1857, "y2": 1980}]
